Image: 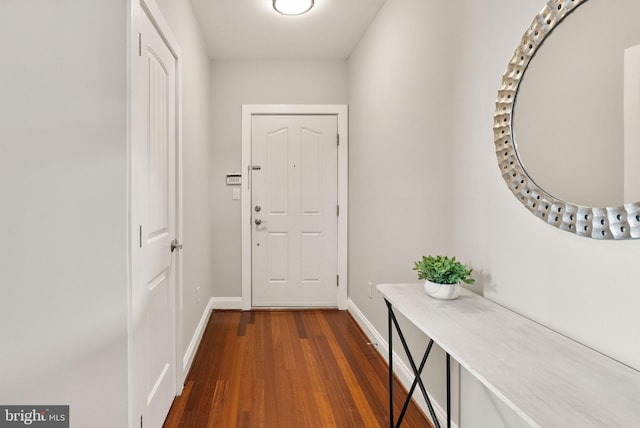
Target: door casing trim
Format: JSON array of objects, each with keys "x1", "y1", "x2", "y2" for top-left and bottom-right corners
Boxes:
[{"x1": 241, "y1": 105, "x2": 348, "y2": 310}]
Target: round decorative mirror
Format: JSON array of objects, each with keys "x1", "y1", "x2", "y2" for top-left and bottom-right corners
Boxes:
[{"x1": 494, "y1": 0, "x2": 640, "y2": 239}]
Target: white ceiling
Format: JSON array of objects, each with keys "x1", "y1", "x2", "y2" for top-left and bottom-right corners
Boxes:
[{"x1": 189, "y1": 0, "x2": 387, "y2": 59}]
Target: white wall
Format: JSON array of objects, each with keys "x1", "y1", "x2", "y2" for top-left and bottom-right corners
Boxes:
[
  {"x1": 0, "y1": 0, "x2": 211, "y2": 425},
  {"x1": 450, "y1": 0, "x2": 640, "y2": 424},
  {"x1": 349, "y1": 0, "x2": 640, "y2": 426},
  {"x1": 209, "y1": 60, "x2": 348, "y2": 298},
  {"x1": 154, "y1": 0, "x2": 213, "y2": 378},
  {"x1": 347, "y1": 0, "x2": 456, "y2": 418},
  {"x1": 0, "y1": 1, "x2": 129, "y2": 427},
  {"x1": 451, "y1": 0, "x2": 640, "y2": 375}
]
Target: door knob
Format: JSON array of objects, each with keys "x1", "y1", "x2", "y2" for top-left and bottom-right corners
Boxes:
[
  {"x1": 171, "y1": 239, "x2": 183, "y2": 252},
  {"x1": 254, "y1": 218, "x2": 268, "y2": 226}
]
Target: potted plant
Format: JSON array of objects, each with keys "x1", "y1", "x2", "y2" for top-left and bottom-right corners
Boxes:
[{"x1": 413, "y1": 255, "x2": 474, "y2": 300}]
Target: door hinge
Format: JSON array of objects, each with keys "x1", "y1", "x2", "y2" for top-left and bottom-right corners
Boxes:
[
  {"x1": 337, "y1": 205, "x2": 340, "y2": 216},
  {"x1": 139, "y1": 225, "x2": 142, "y2": 248},
  {"x1": 140, "y1": 415, "x2": 143, "y2": 428},
  {"x1": 337, "y1": 275, "x2": 340, "y2": 287},
  {"x1": 337, "y1": 133, "x2": 340, "y2": 146},
  {"x1": 138, "y1": 33, "x2": 142, "y2": 57}
]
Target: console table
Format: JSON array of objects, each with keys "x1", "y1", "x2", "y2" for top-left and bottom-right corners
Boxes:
[{"x1": 378, "y1": 283, "x2": 640, "y2": 428}]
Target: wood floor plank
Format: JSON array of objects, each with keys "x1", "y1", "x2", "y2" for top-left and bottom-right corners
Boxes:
[
  {"x1": 164, "y1": 310, "x2": 432, "y2": 428},
  {"x1": 163, "y1": 380, "x2": 193, "y2": 427}
]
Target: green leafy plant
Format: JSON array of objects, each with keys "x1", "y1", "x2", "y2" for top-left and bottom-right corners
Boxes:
[{"x1": 413, "y1": 255, "x2": 475, "y2": 285}]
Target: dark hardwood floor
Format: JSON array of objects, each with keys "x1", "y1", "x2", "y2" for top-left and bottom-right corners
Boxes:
[{"x1": 164, "y1": 309, "x2": 431, "y2": 427}]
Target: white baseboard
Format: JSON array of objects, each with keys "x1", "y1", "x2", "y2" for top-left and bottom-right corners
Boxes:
[
  {"x1": 347, "y1": 298, "x2": 459, "y2": 428},
  {"x1": 211, "y1": 297, "x2": 243, "y2": 310},
  {"x1": 182, "y1": 298, "x2": 215, "y2": 374},
  {"x1": 181, "y1": 297, "x2": 243, "y2": 377}
]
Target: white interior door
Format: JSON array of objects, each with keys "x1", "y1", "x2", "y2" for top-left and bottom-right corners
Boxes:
[
  {"x1": 251, "y1": 115, "x2": 338, "y2": 307},
  {"x1": 131, "y1": 4, "x2": 178, "y2": 427}
]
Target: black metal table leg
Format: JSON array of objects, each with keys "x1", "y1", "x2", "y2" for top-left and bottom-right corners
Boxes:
[
  {"x1": 388, "y1": 300, "x2": 394, "y2": 428},
  {"x1": 385, "y1": 299, "x2": 443, "y2": 428},
  {"x1": 396, "y1": 338, "x2": 434, "y2": 425},
  {"x1": 446, "y1": 353, "x2": 451, "y2": 428}
]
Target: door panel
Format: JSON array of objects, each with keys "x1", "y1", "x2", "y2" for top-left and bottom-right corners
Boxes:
[
  {"x1": 147, "y1": 51, "x2": 170, "y2": 236},
  {"x1": 132, "y1": 5, "x2": 177, "y2": 428},
  {"x1": 301, "y1": 232, "x2": 321, "y2": 281},
  {"x1": 251, "y1": 115, "x2": 338, "y2": 307},
  {"x1": 268, "y1": 232, "x2": 288, "y2": 281},
  {"x1": 267, "y1": 128, "x2": 289, "y2": 214},
  {"x1": 300, "y1": 128, "x2": 322, "y2": 214}
]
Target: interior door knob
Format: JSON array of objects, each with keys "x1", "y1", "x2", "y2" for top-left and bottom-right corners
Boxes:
[{"x1": 254, "y1": 218, "x2": 268, "y2": 226}]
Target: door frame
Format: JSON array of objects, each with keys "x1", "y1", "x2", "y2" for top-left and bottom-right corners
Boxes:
[
  {"x1": 241, "y1": 105, "x2": 348, "y2": 310},
  {"x1": 129, "y1": 0, "x2": 184, "y2": 425}
]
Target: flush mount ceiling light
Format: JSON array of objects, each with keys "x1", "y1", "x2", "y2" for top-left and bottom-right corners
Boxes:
[{"x1": 273, "y1": 0, "x2": 314, "y2": 16}]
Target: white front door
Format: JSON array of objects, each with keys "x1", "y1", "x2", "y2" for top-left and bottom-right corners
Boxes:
[
  {"x1": 131, "y1": 3, "x2": 178, "y2": 427},
  {"x1": 251, "y1": 115, "x2": 338, "y2": 307}
]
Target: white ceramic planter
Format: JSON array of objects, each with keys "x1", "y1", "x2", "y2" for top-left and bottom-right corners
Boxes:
[{"x1": 424, "y1": 280, "x2": 460, "y2": 300}]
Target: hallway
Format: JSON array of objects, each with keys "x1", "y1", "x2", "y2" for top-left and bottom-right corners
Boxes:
[{"x1": 163, "y1": 310, "x2": 430, "y2": 427}]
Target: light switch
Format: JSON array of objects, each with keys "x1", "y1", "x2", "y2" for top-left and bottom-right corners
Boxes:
[{"x1": 232, "y1": 188, "x2": 240, "y2": 200}]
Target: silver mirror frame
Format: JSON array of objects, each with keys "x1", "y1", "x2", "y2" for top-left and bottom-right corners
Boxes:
[{"x1": 493, "y1": 0, "x2": 640, "y2": 239}]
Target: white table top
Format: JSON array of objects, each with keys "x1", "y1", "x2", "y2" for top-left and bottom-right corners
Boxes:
[{"x1": 378, "y1": 283, "x2": 640, "y2": 428}]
